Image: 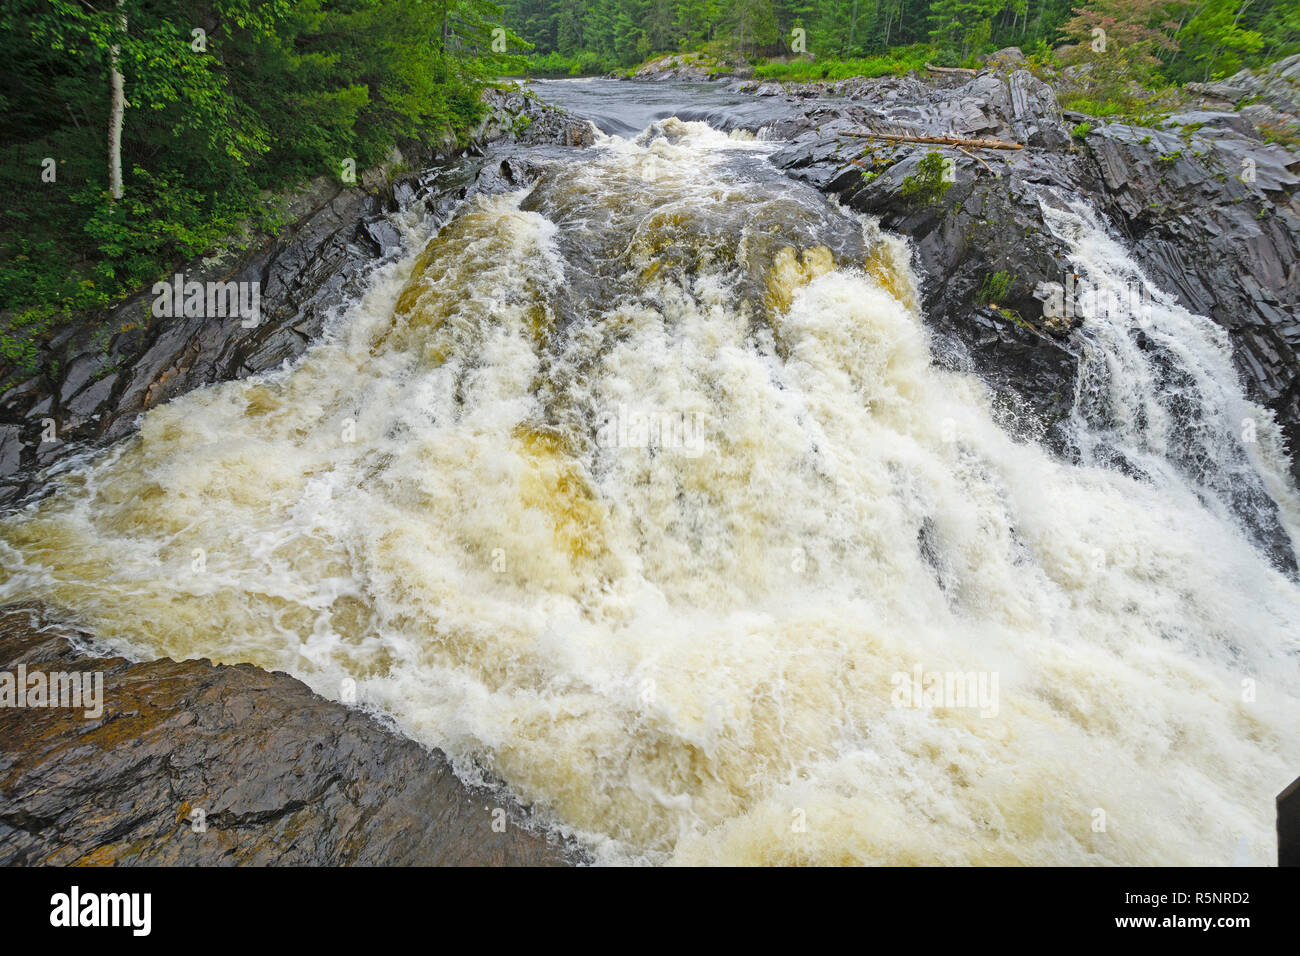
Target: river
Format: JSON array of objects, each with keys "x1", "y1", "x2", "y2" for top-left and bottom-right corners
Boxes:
[{"x1": 1, "y1": 80, "x2": 1297, "y2": 865}]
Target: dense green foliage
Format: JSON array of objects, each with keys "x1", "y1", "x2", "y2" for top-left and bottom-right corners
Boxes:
[
  {"x1": 503, "y1": 0, "x2": 1299, "y2": 78},
  {"x1": 0, "y1": 0, "x2": 520, "y2": 375}
]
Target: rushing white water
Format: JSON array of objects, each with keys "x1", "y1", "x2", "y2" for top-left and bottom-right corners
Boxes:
[
  {"x1": 1041, "y1": 197, "x2": 1300, "y2": 546},
  {"x1": 1, "y1": 118, "x2": 1298, "y2": 865}
]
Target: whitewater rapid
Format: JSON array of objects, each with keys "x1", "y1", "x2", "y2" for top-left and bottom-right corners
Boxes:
[{"x1": 1, "y1": 118, "x2": 1297, "y2": 865}]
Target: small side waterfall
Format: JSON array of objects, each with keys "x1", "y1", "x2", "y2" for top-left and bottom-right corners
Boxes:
[{"x1": 1040, "y1": 198, "x2": 1299, "y2": 569}]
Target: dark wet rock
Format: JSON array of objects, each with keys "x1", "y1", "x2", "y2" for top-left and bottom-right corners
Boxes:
[
  {"x1": 0, "y1": 427, "x2": 20, "y2": 475},
  {"x1": 361, "y1": 217, "x2": 404, "y2": 257},
  {"x1": 1281, "y1": 774, "x2": 1300, "y2": 866},
  {"x1": 476, "y1": 88, "x2": 597, "y2": 149},
  {"x1": 466, "y1": 155, "x2": 551, "y2": 198},
  {"x1": 0, "y1": 178, "x2": 393, "y2": 512},
  {"x1": 0, "y1": 606, "x2": 576, "y2": 865},
  {"x1": 1078, "y1": 120, "x2": 1300, "y2": 494},
  {"x1": 770, "y1": 70, "x2": 1087, "y2": 443},
  {"x1": 63, "y1": 373, "x2": 117, "y2": 426},
  {"x1": 762, "y1": 68, "x2": 1300, "y2": 444}
]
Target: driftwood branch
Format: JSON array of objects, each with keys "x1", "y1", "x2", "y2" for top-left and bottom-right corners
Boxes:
[
  {"x1": 926, "y1": 62, "x2": 978, "y2": 75},
  {"x1": 959, "y1": 146, "x2": 1000, "y2": 178},
  {"x1": 841, "y1": 130, "x2": 1024, "y2": 150}
]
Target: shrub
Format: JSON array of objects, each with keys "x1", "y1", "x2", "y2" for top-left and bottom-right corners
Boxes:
[{"x1": 900, "y1": 151, "x2": 954, "y2": 205}]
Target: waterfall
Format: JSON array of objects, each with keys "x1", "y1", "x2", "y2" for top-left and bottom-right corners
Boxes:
[
  {"x1": 1, "y1": 118, "x2": 1297, "y2": 865},
  {"x1": 1040, "y1": 197, "x2": 1299, "y2": 566}
]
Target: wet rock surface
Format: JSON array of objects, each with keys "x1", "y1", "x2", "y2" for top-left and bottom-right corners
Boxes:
[
  {"x1": 0, "y1": 607, "x2": 576, "y2": 865},
  {"x1": 475, "y1": 87, "x2": 599, "y2": 148},
  {"x1": 760, "y1": 73, "x2": 1097, "y2": 451},
  {"x1": 760, "y1": 70, "x2": 1298, "y2": 438}
]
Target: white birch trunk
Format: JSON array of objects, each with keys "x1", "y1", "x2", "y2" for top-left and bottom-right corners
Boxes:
[{"x1": 108, "y1": 0, "x2": 126, "y2": 200}]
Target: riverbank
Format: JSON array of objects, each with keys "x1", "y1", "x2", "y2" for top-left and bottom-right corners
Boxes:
[
  {"x1": 743, "y1": 56, "x2": 1300, "y2": 561},
  {"x1": 0, "y1": 88, "x2": 593, "y2": 511}
]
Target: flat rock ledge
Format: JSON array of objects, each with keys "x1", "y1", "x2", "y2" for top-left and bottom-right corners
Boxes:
[{"x1": 0, "y1": 607, "x2": 577, "y2": 866}]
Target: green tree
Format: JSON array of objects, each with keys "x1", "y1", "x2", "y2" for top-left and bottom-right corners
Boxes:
[
  {"x1": 725, "y1": 0, "x2": 780, "y2": 56},
  {"x1": 929, "y1": 0, "x2": 1009, "y2": 57},
  {"x1": 1178, "y1": 0, "x2": 1267, "y2": 80},
  {"x1": 0, "y1": 0, "x2": 522, "y2": 376}
]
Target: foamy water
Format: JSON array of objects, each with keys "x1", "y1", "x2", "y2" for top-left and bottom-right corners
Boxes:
[{"x1": 2, "y1": 119, "x2": 1297, "y2": 865}]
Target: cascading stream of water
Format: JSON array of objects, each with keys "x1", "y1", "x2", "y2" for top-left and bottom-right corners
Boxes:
[
  {"x1": 1, "y1": 116, "x2": 1297, "y2": 865},
  {"x1": 1039, "y1": 196, "x2": 1300, "y2": 564}
]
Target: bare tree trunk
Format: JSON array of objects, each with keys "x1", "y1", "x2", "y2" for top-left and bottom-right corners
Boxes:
[
  {"x1": 925, "y1": 62, "x2": 978, "y2": 75},
  {"x1": 108, "y1": 0, "x2": 126, "y2": 200},
  {"x1": 842, "y1": 129, "x2": 1025, "y2": 150}
]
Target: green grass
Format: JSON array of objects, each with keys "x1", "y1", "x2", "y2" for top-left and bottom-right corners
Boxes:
[
  {"x1": 1060, "y1": 96, "x2": 1128, "y2": 117},
  {"x1": 1059, "y1": 92, "x2": 1172, "y2": 128},
  {"x1": 978, "y1": 270, "x2": 1016, "y2": 304},
  {"x1": 752, "y1": 45, "x2": 939, "y2": 83},
  {"x1": 1261, "y1": 125, "x2": 1300, "y2": 152}
]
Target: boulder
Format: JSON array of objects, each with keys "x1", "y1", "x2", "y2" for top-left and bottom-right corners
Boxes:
[{"x1": 0, "y1": 607, "x2": 576, "y2": 866}]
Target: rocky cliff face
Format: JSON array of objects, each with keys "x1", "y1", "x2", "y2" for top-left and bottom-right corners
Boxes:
[
  {"x1": 755, "y1": 58, "x2": 1300, "y2": 570},
  {"x1": 0, "y1": 607, "x2": 576, "y2": 865},
  {"x1": 0, "y1": 89, "x2": 593, "y2": 513}
]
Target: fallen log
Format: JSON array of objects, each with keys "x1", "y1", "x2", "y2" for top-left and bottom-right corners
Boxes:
[
  {"x1": 840, "y1": 130, "x2": 1024, "y2": 150},
  {"x1": 926, "y1": 62, "x2": 978, "y2": 75}
]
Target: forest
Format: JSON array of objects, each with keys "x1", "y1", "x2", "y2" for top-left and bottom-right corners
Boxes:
[
  {"x1": 0, "y1": 0, "x2": 518, "y2": 372},
  {"x1": 505, "y1": 0, "x2": 1300, "y2": 80}
]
